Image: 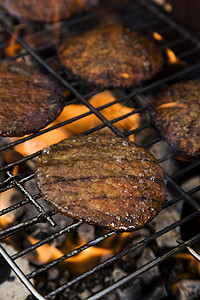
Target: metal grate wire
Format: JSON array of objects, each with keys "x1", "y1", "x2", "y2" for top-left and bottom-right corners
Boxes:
[{"x1": 0, "y1": 0, "x2": 200, "y2": 299}]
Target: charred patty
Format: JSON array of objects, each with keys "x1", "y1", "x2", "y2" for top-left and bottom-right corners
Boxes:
[
  {"x1": 58, "y1": 27, "x2": 164, "y2": 89},
  {"x1": 0, "y1": 61, "x2": 64, "y2": 137},
  {"x1": 0, "y1": 0, "x2": 82, "y2": 22},
  {"x1": 153, "y1": 80, "x2": 200, "y2": 157},
  {"x1": 35, "y1": 134, "x2": 165, "y2": 232}
]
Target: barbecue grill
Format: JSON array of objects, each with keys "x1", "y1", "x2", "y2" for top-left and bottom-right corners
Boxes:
[{"x1": 0, "y1": 0, "x2": 200, "y2": 299}]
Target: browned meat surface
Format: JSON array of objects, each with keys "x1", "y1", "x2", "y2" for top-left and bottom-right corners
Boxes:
[
  {"x1": 58, "y1": 27, "x2": 164, "y2": 89},
  {"x1": 153, "y1": 80, "x2": 200, "y2": 157},
  {"x1": 0, "y1": 61, "x2": 64, "y2": 137},
  {"x1": 35, "y1": 134, "x2": 165, "y2": 232},
  {"x1": 0, "y1": 0, "x2": 81, "y2": 22}
]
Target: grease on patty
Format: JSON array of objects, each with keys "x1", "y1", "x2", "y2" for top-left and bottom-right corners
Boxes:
[
  {"x1": 0, "y1": 61, "x2": 64, "y2": 137},
  {"x1": 35, "y1": 134, "x2": 165, "y2": 231},
  {"x1": 153, "y1": 80, "x2": 200, "y2": 157},
  {"x1": 58, "y1": 27, "x2": 164, "y2": 89}
]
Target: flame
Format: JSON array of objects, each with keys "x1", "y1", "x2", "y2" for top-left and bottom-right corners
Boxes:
[
  {"x1": 166, "y1": 48, "x2": 186, "y2": 66},
  {"x1": 0, "y1": 189, "x2": 21, "y2": 249},
  {"x1": 158, "y1": 102, "x2": 187, "y2": 109},
  {"x1": 4, "y1": 26, "x2": 22, "y2": 57},
  {"x1": 0, "y1": 190, "x2": 16, "y2": 229},
  {"x1": 176, "y1": 154, "x2": 191, "y2": 162},
  {"x1": 174, "y1": 253, "x2": 200, "y2": 273},
  {"x1": 27, "y1": 230, "x2": 135, "y2": 274},
  {"x1": 12, "y1": 126, "x2": 68, "y2": 157},
  {"x1": 27, "y1": 235, "x2": 113, "y2": 274},
  {"x1": 164, "y1": 3, "x2": 172, "y2": 13},
  {"x1": 12, "y1": 91, "x2": 139, "y2": 156},
  {"x1": 171, "y1": 252, "x2": 200, "y2": 295},
  {"x1": 153, "y1": 32, "x2": 163, "y2": 41},
  {"x1": 166, "y1": 48, "x2": 178, "y2": 64},
  {"x1": 12, "y1": 165, "x2": 19, "y2": 175}
]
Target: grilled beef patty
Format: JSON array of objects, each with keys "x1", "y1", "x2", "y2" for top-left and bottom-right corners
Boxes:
[
  {"x1": 58, "y1": 27, "x2": 164, "y2": 89},
  {"x1": 0, "y1": 61, "x2": 64, "y2": 137},
  {"x1": 35, "y1": 134, "x2": 165, "y2": 231},
  {"x1": 153, "y1": 80, "x2": 200, "y2": 157},
  {"x1": 0, "y1": 0, "x2": 81, "y2": 22}
]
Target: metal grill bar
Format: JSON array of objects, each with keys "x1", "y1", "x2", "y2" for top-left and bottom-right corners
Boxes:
[
  {"x1": 44, "y1": 212, "x2": 200, "y2": 298},
  {"x1": 0, "y1": 244, "x2": 46, "y2": 300},
  {"x1": 7, "y1": 171, "x2": 56, "y2": 226},
  {"x1": 27, "y1": 231, "x2": 116, "y2": 279},
  {"x1": 0, "y1": 20, "x2": 126, "y2": 139},
  {"x1": 86, "y1": 233, "x2": 200, "y2": 300},
  {"x1": 166, "y1": 175, "x2": 200, "y2": 212},
  {"x1": 0, "y1": 210, "x2": 56, "y2": 241},
  {"x1": 0, "y1": 0, "x2": 200, "y2": 299},
  {"x1": 12, "y1": 221, "x2": 83, "y2": 260},
  {"x1": 138, "y1": 0, "x2": 200, "y2": 47}
]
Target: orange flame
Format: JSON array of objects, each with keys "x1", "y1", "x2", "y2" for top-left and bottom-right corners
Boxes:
[
  {"x1": 158, "y1": 102, "x2": 187, "y2": 109},
  {"x1": 153, "y1": 32, "x2": 163, "y2": 41},
  {"x1": 27, "y1": 229, "x2": 135, "y2": 274},
  {"x1": 166, "y1": 48, "x2": 186, "y2": 66},
  {"x1": 12, "y1": 165, "x2": 19, "y2": 175},
  {"x1": 0, "y1": 190, "x2": 16, "y2": 229},
  {"x1": 4, "y1": 26, "x2": 22, "y2": 57},
  {"x1": 27, "y1": 235, "x2": 113, "y2": 274},
  {"x1": 12, "y1": 91, "x2": 139, "y2": 157}
]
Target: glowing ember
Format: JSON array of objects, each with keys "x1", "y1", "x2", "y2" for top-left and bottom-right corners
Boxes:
[
  {"x1": 4, "y1": 26, "x2": 22, "y2": 57},
  {"x1": 153, "y1": 32, "x2": 163, "y2": 41},
  {"x1": 164, "y1": 3, "x2": 172, "y2": 13},
  {"x1": 12, "y1": 165, "x2": 19, "y2": 175},
  {"x1": 12, "y1": 90, "x2": 139, "y2": 156},
  {"x1": 166, "y1": 48, "x2": 185, "y2": 65},
  {"x1": 158, "y1": 102, "x2": 187, "y2": 109},
  {"x1": 173, "y1": 253, "x2": 200, "y2": 278}
]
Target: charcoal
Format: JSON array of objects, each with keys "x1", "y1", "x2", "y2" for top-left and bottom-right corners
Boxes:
[
  {"x1": 47, "y1": 267, "x2": 59, "y2": 281},
  {"x1": 0, "y1": 254, "x2": 11, "y2": 284},
  {"x1": 0, "y1": 243, "x2": 33, "y2": 300},
  {"x1": 149, "y1": 140, "x2": 179, "y2": 175},
  {"x1": 59, "y1": 269, "x2": 70, "y2": 286},
  {"x1": 174, "y1": 279, "x2": 200, "y2": 300},
  {"x1": 78, "y1": 289, "x2": 92, "y2": 299},
  {"x1": 77, "y1": 223, "x2": 95, "y2": 243},
  {"x1": 154, "y1": 206, "x2": 180, "y2": 248},
  {"x1": 91, "y1": 284, "x2": 102, "y2": 293},
  {"x1": 121, "y1": 228, "x2": 149, "y2": 260},
  {"x1": 142, "y1": 282, "x2": 169, "y2": 300},
  {"x1": 112, "y1": 267, "x2": 127, "y2": 282},
  {"x1": 136, "y1": 248, "x2": 160, "y2": 284},
  {"x1": 116, "y1": 278, "x2": 142, "y2": 300},
  {"x1": 181, "y1": 176, "x2": 200, "y2": 198}
]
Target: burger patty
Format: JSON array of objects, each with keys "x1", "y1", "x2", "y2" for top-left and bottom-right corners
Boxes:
[
  {"x1": 35, "y1": 134, "x2": 165, "y2": 232},
  {"x1": 153, "y1": 80, "x2": 200, "y2": 157},
  {"x1": 0, "y1": 0, "x2": 81, "y2": 22},
  {"x1": 0, "y1": 61, "x2": 64, "y2": 137},
  {"x1": 58, "y1": 27, "x2": 164, "y2": 89}
]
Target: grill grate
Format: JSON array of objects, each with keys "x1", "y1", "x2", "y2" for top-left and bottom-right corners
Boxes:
[{"x1": 0, "y1": 0, "x2": 200, "y2": 299}]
